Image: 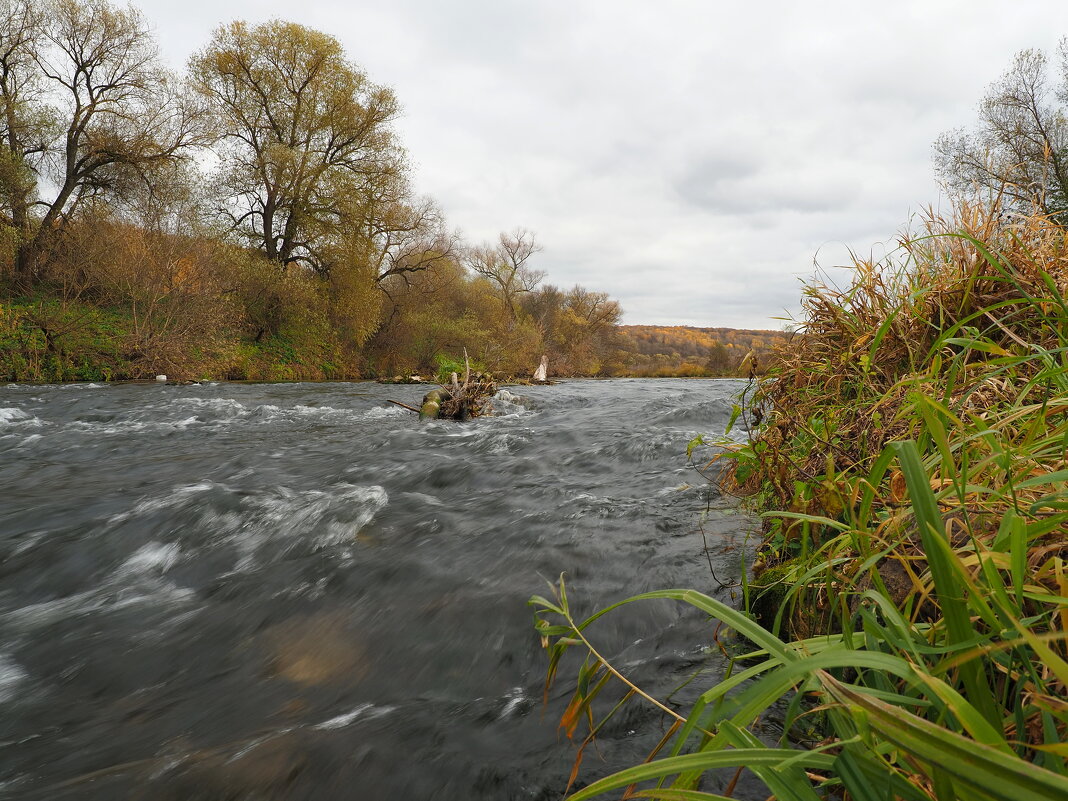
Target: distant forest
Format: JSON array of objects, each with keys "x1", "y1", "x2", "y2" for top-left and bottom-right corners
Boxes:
[
  {"x1": 0, "y1": 0, "x2": 782, "y2": 382},
  {"x1": 616, "y1": 325, "x2": 789, "y2": 377}
]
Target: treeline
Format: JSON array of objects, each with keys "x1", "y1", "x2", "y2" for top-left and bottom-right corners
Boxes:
[
  {"x1": 0, "y1": 0, "x2": 625, "y2": 381},
  {"x1": 616, "y1": 324, "x2": 789, "y2": 376}
]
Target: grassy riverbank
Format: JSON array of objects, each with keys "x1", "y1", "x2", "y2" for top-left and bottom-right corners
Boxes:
[
  {"x1": 0, "y1": 284, "x2": 780, "y2": 383},
  {"x1": 533, "y1": 205, "x2": 1068, "y2": 799},
  {"x1": 0, "y1": 290, "x2": 357, "y2": 383}
]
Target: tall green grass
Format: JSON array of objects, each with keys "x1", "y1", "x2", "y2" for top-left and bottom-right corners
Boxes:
[{"x1": 532, "y1": 205, "x2": 1068, "y2": 800}]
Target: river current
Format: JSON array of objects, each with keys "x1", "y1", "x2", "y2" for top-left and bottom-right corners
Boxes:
[{"x1": 0, "y1": 378, "x2": 758, "y2": 800}]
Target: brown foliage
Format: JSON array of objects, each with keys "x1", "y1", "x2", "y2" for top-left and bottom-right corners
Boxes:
[
  {"x1": 53, "y1": 216, "x2": 237, "y2": 377},
  {"x1": 616, "y1": 324, "x2": 789, "y2": 376},
  {"x1": 725, "y1": 202, "x2": 1068, "y2": 518}
]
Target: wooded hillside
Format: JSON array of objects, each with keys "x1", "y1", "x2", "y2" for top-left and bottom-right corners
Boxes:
[{"x1": 615, "y1": 325, "x2": 790, "y2": 376}]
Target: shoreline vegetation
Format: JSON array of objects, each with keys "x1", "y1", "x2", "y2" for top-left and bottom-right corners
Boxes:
[
  {"x1": 0, "y1": 289, "x2": 788, "y2": 383},
  {"x1": 533, "y1": 39, "x2": 1068, "y2": 801},
  {"x1": 531, "y1": 203, "x2": 1068, "y2": 798},
  {"x1": 534, "y1": 206, "x2": 1068, "y2": 799}
]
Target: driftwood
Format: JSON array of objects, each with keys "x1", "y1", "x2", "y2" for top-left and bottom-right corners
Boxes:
[
  {"x1": 387, "y1": 399, "x2": 421, "y2": 413},
  {"x1": 419, "y1": 349, "x2": 497, "y2": 420},
  {"x1": 533, "y1": 355, "x2": 548, "y2": 383}
]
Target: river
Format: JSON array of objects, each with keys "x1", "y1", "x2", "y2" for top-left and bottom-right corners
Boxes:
[{"x1": 0, "y1": 378, "x2": 758, "y2": 800}]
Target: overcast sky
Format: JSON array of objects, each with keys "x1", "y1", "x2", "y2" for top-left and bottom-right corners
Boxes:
[{"x1": 136, "y1": 0, "x2": 1067, "y2": 329}]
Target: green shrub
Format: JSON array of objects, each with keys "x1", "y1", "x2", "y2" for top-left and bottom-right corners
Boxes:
[{"x1": 433, "y1": 351, "x2": 485, "y2": 383}]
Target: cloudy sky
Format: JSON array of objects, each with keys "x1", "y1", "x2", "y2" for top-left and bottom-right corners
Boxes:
[{"x1": 136, "y1": 0, "x2": 1066, "y2": 328}]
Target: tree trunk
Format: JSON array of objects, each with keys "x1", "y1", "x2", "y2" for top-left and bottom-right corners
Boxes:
[{"x1": 13, "y1": 235, "x2": 37, "y2": 291}]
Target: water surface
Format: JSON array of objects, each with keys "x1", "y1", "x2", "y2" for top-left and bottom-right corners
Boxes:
[{"x1": 0, "y1": 379, "x2": 756, "y2": 799}]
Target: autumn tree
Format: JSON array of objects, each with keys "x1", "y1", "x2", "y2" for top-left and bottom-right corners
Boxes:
[
  {"x1": 465, "y1": 228, "x2": 544, "y2": 321},
  {"x1": 522, "y1": 283, "x2": 565, "y2": 338},
  {"x1": 0, "y1": 0, "x2": 205, "y2": 285},
  {"x1": 190, "y1": 20, "x2": 452, "y2": 285},
  {"x1": 705, "y1": 340, "x2": 731, "y2": 372},
  {"x1": 366, "y1": 256, "x2": 497, "y2": 375},
  {"x1": 935, "y1": 42, "x2": 1068, "y2": 221},
  {"x1": 0, "y1": 0, "x2": 45, "y2": 265},
  {"x1": 562, "y1": 286, "x2": 621, "y2": 333},
  {"x1": 553, "y1": 286, "x2": 622, "y2": 374}
]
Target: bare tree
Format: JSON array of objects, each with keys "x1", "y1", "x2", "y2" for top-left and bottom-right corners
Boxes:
[
  {"x1": 365, "y1": 193, "x2": 457, "y2": 284},
  {"x1": 465, "y1": 228, "x2": 544, "y2": 320},
  {"x1": 935, "y1": 43, "x2": 1068, "y2": 221}
]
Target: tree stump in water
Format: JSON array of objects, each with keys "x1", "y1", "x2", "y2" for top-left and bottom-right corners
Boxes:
[
  {"x1": 419, "y1": 351, "x2": 497, "y2": 420},
  {"x1": 533, "y1": 355, "x2": 548, "y2": 383}
]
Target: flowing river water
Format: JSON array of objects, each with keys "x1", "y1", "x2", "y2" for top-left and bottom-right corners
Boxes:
[{"x1": 0, "y1": 378, "x2": 760, "y2": 800}]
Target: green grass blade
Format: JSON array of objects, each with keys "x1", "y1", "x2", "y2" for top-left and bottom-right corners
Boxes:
[
  {"x1": 823, "y1": 673, "x2": 1068, "y2": 801},
  {"x1": 835, "y1": 746, "x2": 931, "y2": 801},
  {"x1": 565, "y1": 749, "x2": 835, "y2": 801},
  {"x1": 630, "y1": 791, "x2": 738, "y2": 801},
  {"x1": 889, "y1": 440, "x2": 1000, "y2": 728}
]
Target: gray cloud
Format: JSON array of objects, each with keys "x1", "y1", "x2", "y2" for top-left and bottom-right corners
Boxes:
[{"x1": 137, "y1": 0, "x2": 1066, "y2": 328}]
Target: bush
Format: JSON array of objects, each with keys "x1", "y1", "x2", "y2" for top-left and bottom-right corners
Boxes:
[{"x1": 433, "y1": 351, "x2": 485, "y2": 383}]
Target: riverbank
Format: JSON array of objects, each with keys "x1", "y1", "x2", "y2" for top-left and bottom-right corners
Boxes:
[
  {"x1": 0, "y1": 293, "x2": 778, "y2": 383},
  {"x1": 534, "y1": 205, "x2": 1068, "y2": 800},
  {"x1": 0, "y1": 292, "x2": 363, "y2": 383},
  {"x1": 724, "y1": 204, "x2": 1068, "y2": 795}
]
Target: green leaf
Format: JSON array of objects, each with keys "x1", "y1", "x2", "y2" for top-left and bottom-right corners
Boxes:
[
  {"x1": 717, "y1": 721, "x2": 826, "y2": 801},
  {"x1": 726, "y1": 403, "x2": 742, "y2": 434},
  {"x1": 942, "y1": 337, "x2": 1013, "y2": 356},
  {"x1": 1017, "y1": 469, "x2": 1068, "y2": 488},
  {"x1": 687, "y1": 434, "x2": 706, "y2": 459},
  {"x1": 566, "y1": 749, "x2": 835, "y2": 801},
  {"x1": 631, "y1": 791, "x2": 738, "y2": 801},
  {"x1": 889, "y1": 440, "x2": 1000, "y2": 729},
  {"x1": 823, "y1": 674, "x2": 1068, "y2": 801},
  {"x1": 835, "y1": 746, "x2": 930, "y2": 801}
]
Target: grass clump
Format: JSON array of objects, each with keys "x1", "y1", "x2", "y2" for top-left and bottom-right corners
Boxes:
[{"x1": 532, "y1": 204, "x2": 1068, "y2": 800}]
